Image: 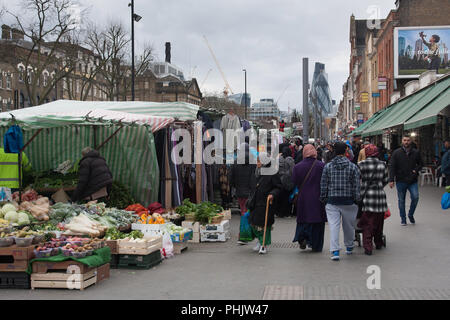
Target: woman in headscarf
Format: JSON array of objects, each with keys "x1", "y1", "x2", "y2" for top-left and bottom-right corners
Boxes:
[
  {"x1": 292, "y1": 144, "x2": 327, "y2": 252},
  {"x1": 276, "y1": 146, "x2": 295, "y2": 217},
  {"x1": 357, "y1": 144, "x2": 389, "y2": 255}
]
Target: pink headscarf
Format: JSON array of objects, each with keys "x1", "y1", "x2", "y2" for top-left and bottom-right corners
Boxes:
[
  {"x1": 303, "y1": 144, "x2": 317, "y2": 159},
  {"x1": 365, "y1": 144, "x2": 379, "y2": 157}
]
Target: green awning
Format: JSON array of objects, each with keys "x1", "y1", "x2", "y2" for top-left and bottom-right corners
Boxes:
[
  {"x1": 351, "y1": 109, "x2": 387, "y2": 136},
  {"x1": 404, "y1": 88, "x2": 450, "y2": 130},
  {"x1": 362, "y1": 76, "x2": 450, "y2": 137}
]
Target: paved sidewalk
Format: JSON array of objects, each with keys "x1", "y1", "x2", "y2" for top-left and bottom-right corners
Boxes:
[{"x1": 2, "y1": 185, "x2": 450, "y2": 300}]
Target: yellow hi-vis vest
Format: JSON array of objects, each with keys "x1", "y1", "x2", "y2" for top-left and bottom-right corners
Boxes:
[{"x1": 0, "y1": 148, "x2": 31, "y2": 188}]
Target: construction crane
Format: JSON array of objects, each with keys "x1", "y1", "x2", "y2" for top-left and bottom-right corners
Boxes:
[
  {"x1": 276, "y1": 85, "x2": 290, "y2": 106},
  {"x1": 201, "y1": 68, "x2": 213, "y2": 90},
  {"x1": 203, "y1": 35, "x2": 233, "y2": 96}
]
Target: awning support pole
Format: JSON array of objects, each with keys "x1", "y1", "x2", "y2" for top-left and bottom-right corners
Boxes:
[{"x1": 96, "y1": 125, "x2": 124, "y2": 151}]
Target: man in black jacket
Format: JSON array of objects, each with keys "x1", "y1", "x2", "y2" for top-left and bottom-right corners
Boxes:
[
  {"x1": 389, "y1": 135, "x2": 423, "y2": 226},
  {"x1": 72, "y1": 147, "x2": 113, "y2": 202}
]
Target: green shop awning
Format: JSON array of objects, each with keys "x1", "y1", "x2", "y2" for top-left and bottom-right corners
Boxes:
[
  {"x1": 351, "y1": 109, "x2": 387, "y2": 136},
  {"x1": 404, "y1": 87, "x2": 450, "y2": 130},
  {"x1": 362, "y1": 75, "x2": 450, "y2": 137}
]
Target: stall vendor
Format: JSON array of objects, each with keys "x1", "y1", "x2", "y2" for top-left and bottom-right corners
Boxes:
[
  {"x1": 0, "y1": 147, "x2": 32, "y2": 191},
  {"x1": 71, "y1": 147, "x2": 113, "y2": 202}
]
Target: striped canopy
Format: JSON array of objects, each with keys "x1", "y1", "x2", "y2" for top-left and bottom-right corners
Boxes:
[{"x1": 0, "y1": 100, "x2": 187, "y2": 131}]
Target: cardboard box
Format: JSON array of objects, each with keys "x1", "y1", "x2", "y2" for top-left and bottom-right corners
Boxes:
[
  {"x1": 200, "y1": 230, "x2": 231, "y2": 242},
  {"x1": 221, "y1": 210, "x2": 232, "y2": 220},
  {"x1": 182, "y1": 221, "x2": 200, "y2": 233},
  {"x1": 200, "y1": 220, "x2": 230, "y2": 233}
]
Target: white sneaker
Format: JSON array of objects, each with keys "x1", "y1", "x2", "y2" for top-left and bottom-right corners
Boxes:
[
  {"x1": 253, "y1": 242, "x2": 261, "y2": 251},
  {"x1": 259, "y1": 246, "x2": 267, "y2": 254}
]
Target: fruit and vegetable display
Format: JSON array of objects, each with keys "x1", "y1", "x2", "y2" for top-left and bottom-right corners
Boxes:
[
  {"x1": 105, "y1": 228, "x2": 144, "y2": 240},
  {"x1": 12, "y1": 189, "x2": 39, "y2": 202},
  {"x1": 32, "y1": 170, "x2": 79, "y2": 190},
  {"x1": 104, "y1": 181, "x2": 135, "y2": 209},
  {"x1": 175, "y1": 200, "x2": 224, "y2": 224},
  {"x1": 19, "y1": 197, "x2": 50, "y2": 221},
  {"x1": 175, "y1": 199, "x2": 197, "y2": 216},
  {"x1": 137, "y1": 212, "x2": 165, "y2": 225}
]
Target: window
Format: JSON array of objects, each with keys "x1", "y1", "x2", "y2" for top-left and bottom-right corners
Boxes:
[
  {"x1": 6, "y1": 73, "x2": 11, "y2": 89},
  {"x1": 43, "y1": 73, "x2": 48, "y2": 87},
  {"x1": 18, "y1": 66, "x2": 24, "y2": 82}
]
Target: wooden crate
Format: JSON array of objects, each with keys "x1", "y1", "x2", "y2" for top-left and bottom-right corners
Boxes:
[
  {"x1": 173, "y1": 242, "x2": 188, "y2": 255},
  {"x1": 96, "y1": 263, "x2": 110, "y2": 284},
  {"x1": 0, "y1": 245, "x2": 36, "y2": 272},
  {"x1": 31, "y1": 269, "x2": 97, "y2": 290},
  {"x1": 32, "y1": 260, "x2": 94, "y2": 274},
  {"x1": 118, "y1": 236, "x2": 162, "y2": 255},
  {"x1": 105, "y1": 240, "x2": 118, "y2": 255}
]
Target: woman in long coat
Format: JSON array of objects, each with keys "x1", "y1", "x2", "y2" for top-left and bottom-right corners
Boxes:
[
  {"x1": 247, "y1": 160, "x2": 282, "y2": 254},
  {"x1": 357, "y1": 144, "x2": 389, "y2": 255},
  {"x1": 292, "y1": 144, "x2": 327, "y2": 252}
]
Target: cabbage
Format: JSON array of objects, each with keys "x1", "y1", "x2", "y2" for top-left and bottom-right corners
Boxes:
[
  {"x1": 17, "y1": 212, "x2": 30, "y2": 226},
  {"x1": 1, "y1": 203, "x2": 17, "y2": 215},
  {"x1": 4, "y1": 210, "x2": 18, "y2": 223}
]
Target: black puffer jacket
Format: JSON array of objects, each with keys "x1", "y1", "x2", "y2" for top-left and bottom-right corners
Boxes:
[
  {"x1": 230, "y1": 163, "x2": 257, "y2": 198},
  {"x1": 72, "y1": 150, "x2": 113, "y2": 201},
  {"x1": 247, "y1": 168, "x2": 282, "y2": 227},
  {"x1": 389, "y1": 147, "x2": 423, "y2": 184}
]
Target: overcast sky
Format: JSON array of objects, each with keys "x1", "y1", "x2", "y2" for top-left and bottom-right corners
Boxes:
[{"x1": 4, "y1": 0, "x2": 396, "y2": 112}]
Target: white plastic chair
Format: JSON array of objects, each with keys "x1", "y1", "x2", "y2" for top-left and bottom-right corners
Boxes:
[
  {"x1": 435, "y1": 166, "x2": 444, "y2": 187},
  {"x1": 419, "y1": 167, "x2": 434, "y2": 186}
]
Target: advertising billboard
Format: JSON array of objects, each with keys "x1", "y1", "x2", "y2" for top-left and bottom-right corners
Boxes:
[{"x1": 394, "y1": 26, "x2": 450, "y2": 79}]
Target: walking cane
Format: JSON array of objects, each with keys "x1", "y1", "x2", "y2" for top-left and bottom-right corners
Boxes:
[{"x1": 262, "y1": 196, "x2": 271, "y2": 248}]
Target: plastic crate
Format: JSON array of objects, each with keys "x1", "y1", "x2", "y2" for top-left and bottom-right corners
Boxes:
[
  {"x1": 118, "y1": 250, "x2": 162, "y2": 269},
  {"x1": 0, "y1": 272, "x2": 31, "y2": 289}
]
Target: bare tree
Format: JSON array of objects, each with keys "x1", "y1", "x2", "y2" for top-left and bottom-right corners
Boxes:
[
  {"x1": 5, "y1": 0, "x2": 87, "y2": 106},
  {"x1": 86, "y1": 21, "x2": 154, "y2": 101}
]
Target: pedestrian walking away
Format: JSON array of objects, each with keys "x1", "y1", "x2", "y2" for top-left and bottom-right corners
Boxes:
[
  {"x1": 357, "y1": 144, "x2": 389, "y2": 255},
  {"x1": 320, "y1": 142, "x2": 361, "y2": 261},
  {"x1": 441, "y1": 139, "x2": 450, "y2": 187},
  {"x1": 389, "y1": 135, "x2": 423, "y2": 226},
  {"x1": 276, "y1": 146, "x2": 295, "y2": 217},
  {"x1": 245, "y1": 159, "x2": 282, "y2": 254},
  {"x1": 292, "y1": 144, "x2": 327, "y2": 252},
  {"x1": 231, "y1": 143, "x2": 257, "y2": 245}
]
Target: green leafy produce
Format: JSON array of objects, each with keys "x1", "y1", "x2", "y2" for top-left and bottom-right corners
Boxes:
[
  {"x1": 195, "y1": 202, "x2": 223, "y2": 224},
  {"x1": 175, "y1": 199, "x2": 198, "y2": 216},
  {"x1": 104, "y1": 181, "x2": 135, "y2": 209},
  {"x1": 104, "y1": 228, "x2": 143, "y2": 240},
  {"x1": 17, "y1": 212, "x2": 30, "y2": 226}
]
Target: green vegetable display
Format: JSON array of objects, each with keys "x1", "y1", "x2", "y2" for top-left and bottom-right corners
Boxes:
[
  {"x1": 175, "y1": 200, "x2": 223, "y2": 224},
  {"x1": 105, "y1": 181, "x2": 135, "y2": 209},
  {"x1": 104, "y1": 228, "x2": 143, "y2": 240}
]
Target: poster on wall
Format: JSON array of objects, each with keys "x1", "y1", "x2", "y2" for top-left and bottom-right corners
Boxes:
[{"x1": 394, "y1": 26, "x2": 450, "y2": 79}]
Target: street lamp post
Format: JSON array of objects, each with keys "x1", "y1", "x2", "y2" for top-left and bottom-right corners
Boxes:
[
  {"x1": 129, "y1": 0, "x2": 142, "y2": 101},
  {"x1": 243, "y1": 69, "x2": 247, "y2": 119}
]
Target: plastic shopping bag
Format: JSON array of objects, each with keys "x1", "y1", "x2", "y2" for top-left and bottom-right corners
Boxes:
[
  {"x1": 239, "y1": 211, "x2": 253, "y2": 242},
  {"x1": 289, "y1": 186, "x2": 298, "y2": 203},
  {"x1": 384, "y1": 208, "x2": 391, "y2": 219},
  {"x1": 0, "y1": 188, "x2": 12, "y2": 202},
  {"x1": 441, "y1": 192, "x2": 450, "y2": 210},
  {"x1": 160, "y1": 231, "x2": 174, "y2": 259}
]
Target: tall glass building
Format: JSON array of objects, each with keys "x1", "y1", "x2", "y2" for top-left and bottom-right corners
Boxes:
[
  {"x1": 311, "y1": 63, "x2": 332, "y2": 115},
  {"x1": 228, "y1": 93, "x2": 251, "y2": 107}
]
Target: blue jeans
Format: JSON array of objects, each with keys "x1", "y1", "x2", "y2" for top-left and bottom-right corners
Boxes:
[{"x1": 396, "y1": 182, "x2": 419, "y2": 221}]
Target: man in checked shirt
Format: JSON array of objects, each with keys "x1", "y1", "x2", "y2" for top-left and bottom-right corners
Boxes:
[{"x1": 320, "y1": 142, "x2": 361, "y2": 261}]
